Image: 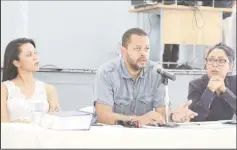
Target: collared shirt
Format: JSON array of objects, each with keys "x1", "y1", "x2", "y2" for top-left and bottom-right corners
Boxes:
[
  {"x1": 93, "y1": 57, "x2": 165, "y2": 116},
  {"x1": 188, "y1": 75, "x2": 236, "y2": 121}
]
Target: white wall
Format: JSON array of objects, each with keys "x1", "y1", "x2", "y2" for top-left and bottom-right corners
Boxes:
[{"x1": 1, "y1": 1, "x2": 29, "y2": 66}]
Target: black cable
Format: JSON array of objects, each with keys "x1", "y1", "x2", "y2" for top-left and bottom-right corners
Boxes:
[
  {"x1": 144, "y1": 0, "x2": 152, "y2": 37},
  {"x1": 178, "y1": 0, "x2": 205, "y2": 29},
  {"x1": 147, "y1": 13, "x2": 152, "y2": 37},
  {"x1": 184, "y1": 0, "x2": 205, "y2": 29},
  {"x1": 192, "y1": 6, "x2": 205, "y2": 29}
]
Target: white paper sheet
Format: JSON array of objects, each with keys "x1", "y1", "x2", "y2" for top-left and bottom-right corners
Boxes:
[{"x1": 141, "y1": 120, "x2": 236, "y2": 130}]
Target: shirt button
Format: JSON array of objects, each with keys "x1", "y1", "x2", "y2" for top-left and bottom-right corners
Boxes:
[{"x1": 132, "y1": 108, "x2": 136, "y2": 113}]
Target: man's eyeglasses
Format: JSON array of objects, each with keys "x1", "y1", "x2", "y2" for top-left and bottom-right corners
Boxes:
[{"x1": 205, "y1": 58, "x2": 228, "y2": 66}]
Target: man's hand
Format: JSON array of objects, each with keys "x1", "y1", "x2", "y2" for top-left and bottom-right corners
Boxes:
[
  {"x1": 136, "y1": 111, "x2": 165, "y2": 125},
  {"x1": 171, "y1": 100, "x2": 198, "y2": 123},
  {"x1": 207, "y1": 76, "x2": 223, "y2": 92}
]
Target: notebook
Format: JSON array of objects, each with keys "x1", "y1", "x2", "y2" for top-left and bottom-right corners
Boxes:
[{"x1": 40, "y1": 110, "x2": 93, "y2": 130}]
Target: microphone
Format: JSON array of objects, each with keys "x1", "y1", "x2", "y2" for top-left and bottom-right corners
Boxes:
[
  {"x1": 157, "y1": 68, "x2": 176, "y2": 81},
  {"x1": 156, "y1": 67, "x2": 179, "y2": 128}
]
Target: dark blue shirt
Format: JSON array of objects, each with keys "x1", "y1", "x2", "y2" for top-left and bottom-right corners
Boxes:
[{"x1": 188, "y1": 75, "x2": 236, "y2": 121}]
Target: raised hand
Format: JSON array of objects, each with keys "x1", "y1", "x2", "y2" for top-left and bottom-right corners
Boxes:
[{"x1": 171, "y1": 100, "x2": 198, "y2": 123}]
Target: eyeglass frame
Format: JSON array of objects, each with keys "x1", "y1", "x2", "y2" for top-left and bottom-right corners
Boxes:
[{"x1": 205, "y1": 57, "x2": 230, "y2": 66}]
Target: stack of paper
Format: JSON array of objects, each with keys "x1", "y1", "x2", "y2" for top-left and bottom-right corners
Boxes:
[{"x1": 40, "y1": 110, "x2": 93, "y2": 130}]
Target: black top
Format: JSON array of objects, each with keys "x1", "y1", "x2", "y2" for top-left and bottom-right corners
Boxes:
[{"x1": 188, "y1": 75, "x2": 236, "y2": 121}]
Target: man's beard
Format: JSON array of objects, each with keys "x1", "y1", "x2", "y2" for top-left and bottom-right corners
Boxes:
[{"x1": 126, "y1": 53, "x2": 146, "y2": 71}]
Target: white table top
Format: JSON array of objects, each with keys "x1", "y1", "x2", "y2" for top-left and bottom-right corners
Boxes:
[{"x1": 1, "y1": 122, "x2": 236, "y2": 148}]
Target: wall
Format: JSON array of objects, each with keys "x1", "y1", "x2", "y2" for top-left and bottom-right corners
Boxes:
[
  {"x1": 1, "y1": 1, "x2": 169, "y2": 69},
  {"x1": 1, "y1": 1, "x2": 29, "y2": 65},
  {"x1": 27, "y1": 1, "x2": 141, "y2": 69}
]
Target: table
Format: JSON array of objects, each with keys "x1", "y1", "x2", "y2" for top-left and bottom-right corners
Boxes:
[
  {"x1": 129, "y1": 3, "x2": 232, "y2": 64},
  {"x1": 1, "y1": 122, "x2": 236, "y2": 148},
  {"x1": 1, "y1": 123, "x2": 41, "y2": 148}
]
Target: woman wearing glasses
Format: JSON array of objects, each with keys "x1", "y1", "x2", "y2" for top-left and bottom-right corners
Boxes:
[{"x1": 187, "y1": 43, "x2": 236, "y2": 121}]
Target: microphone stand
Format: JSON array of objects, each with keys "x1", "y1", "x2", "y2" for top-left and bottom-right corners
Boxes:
[
  {"x1": 162, "y1": 77, "x2": 169, "y2": 123},
  {"x1": 161, "y1": 76, "x2": 179, "y2": 127}
]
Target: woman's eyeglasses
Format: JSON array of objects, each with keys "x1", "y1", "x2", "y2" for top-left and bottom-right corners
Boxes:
[{"x1": 205, "y1": 58, "x2": 228, "y2": 66}]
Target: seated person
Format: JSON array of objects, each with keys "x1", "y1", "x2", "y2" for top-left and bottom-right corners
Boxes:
[
  {"x1": 1, "y1": 38, "x2": 60, "y2": 123},
  {"x1": 94, "y1": 28, "x2": 197, "y2": 125},
  {"x1": 188, "y1": 43, "x2": 236, "y2": 121}
]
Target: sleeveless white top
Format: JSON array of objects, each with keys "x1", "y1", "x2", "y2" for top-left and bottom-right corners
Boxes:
[{"x1": 3, "y1": 80, "x2": 49, "y2": 121}]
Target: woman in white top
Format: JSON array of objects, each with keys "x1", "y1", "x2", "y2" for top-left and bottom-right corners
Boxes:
[{"x1": 1, "y1": 38, "x2": 60, "y2": 123}]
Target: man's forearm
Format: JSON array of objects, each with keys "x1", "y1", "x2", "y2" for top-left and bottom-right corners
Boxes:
[{"x1": 155, "y1": 106, "x2": 172, "y2": 122}]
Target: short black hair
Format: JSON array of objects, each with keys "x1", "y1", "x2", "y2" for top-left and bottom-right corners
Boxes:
[
  {"x1": 206, "y1": 42, "x2": 235, "y2": 64},
  {"x1": 2, "y1": 38, "x2": 36, "y2": 82},
  {"x1": 122, "y1": 28, "x2": 147, "y2": 48}
]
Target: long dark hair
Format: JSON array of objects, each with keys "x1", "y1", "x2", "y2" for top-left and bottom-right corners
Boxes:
[{"x1": 2, "y1": 38, "x2": 36, "y2": 82}]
